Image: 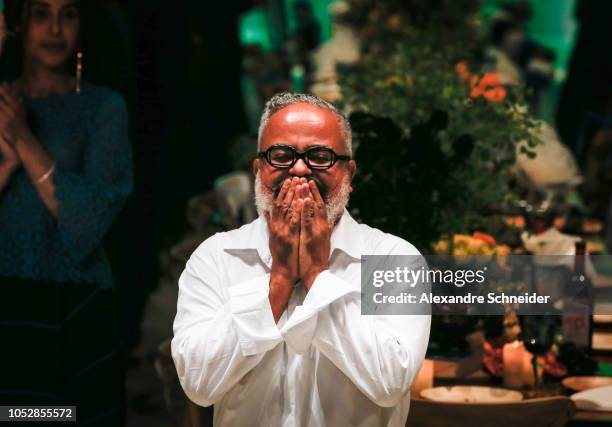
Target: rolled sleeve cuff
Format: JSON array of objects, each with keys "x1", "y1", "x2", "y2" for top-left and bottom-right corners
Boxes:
[
  {"x1": 229, "y1": 275, "x2": 283, "y2": 356},
  {"x1": 281, "y1": 270, "x2": 358, "y2": 354}
]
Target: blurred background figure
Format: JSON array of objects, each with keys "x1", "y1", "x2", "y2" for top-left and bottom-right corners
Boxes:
[
  {"x1": 0, "y1": 0, "x2": 132, "y2": 425},
  {"x1": 555, "y1": 1, "x2": 612, "y2": 156},
  {"x1": 291, "y1": 0, "x2": 321, "y2": 77},
  {"x1": 294, "y1": 0, "x2": 321, "y2": 53}
]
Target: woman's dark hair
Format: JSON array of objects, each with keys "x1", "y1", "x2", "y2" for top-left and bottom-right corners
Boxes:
[
  {"x1": 0, "y1": 0, "x2": 87, "y2": 80},
  {"x1": 0, "y1": 0, "x2": 27, "y2": 79},
  {"x1": 1, "y1": 0, "x2": 132, "y2": 96}
]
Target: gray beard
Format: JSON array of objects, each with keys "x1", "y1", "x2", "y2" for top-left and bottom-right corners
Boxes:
[{"x1": 254, "y1": 172, "x2": 350, "y2": 227}]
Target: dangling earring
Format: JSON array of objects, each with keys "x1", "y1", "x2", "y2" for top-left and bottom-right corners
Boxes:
[{"x1": 76, "y1": 50, "x2": 83, "y2": 94}]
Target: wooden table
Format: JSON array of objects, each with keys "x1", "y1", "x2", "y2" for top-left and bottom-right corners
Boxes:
[{"x1": 421, "y1": 356, "x2": 612, "y2": 425}]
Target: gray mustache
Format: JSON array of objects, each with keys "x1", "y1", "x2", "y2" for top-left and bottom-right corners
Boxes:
[{"x1": 273, "y1": 178, "x2": 328, "y2": 200}]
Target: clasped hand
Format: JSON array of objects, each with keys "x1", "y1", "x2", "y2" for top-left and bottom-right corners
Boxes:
[
  {"x1": 0, "y1": 83, "x2": 29, "y2": 171},
  {"x1": 266, "y1": 177, "x2": 331, "y2": 291}
]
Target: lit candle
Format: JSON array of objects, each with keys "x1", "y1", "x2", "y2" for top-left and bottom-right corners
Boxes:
[
  {"x1": 503, "y1": 340, "x2": 524, "y2": 388},
  {"x1": 411, "y1": 359, "x2": 434, "y2": 398},
  {"x1": 522, "y1": 349, "x2": 541, "y2": 386}
]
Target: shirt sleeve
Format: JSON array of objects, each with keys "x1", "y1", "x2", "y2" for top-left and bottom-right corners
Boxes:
[
  {"x1": 52, "y1": 92, "x2": 133, "y2": 263},
  {"x1": 171, "y1": 234, "x2": 283, "y2": 407},
  {"x1": 280, "y1": 240, "x2": 431, "y2": 408}
]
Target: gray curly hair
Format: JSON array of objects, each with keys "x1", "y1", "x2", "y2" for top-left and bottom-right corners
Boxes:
[{"x1": 257, "y1": 92, "x2": 352, "y2": 156}]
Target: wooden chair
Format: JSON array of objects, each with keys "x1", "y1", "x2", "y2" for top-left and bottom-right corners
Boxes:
[{"x1": 406, "y1": 396, "x2": 576, "y2": 427}]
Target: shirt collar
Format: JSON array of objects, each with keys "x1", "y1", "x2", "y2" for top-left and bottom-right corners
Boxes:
[
  {"x1": 329, "y1": 209, "x2": 365, "y2": 261},
  {"x1": 224, "y1": 209, "x2": 364, "y2": 268},
  {"x1": 226, "y1": 216, "x2": 273, "y2": 268}
]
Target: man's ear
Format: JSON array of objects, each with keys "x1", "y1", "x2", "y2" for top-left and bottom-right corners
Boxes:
[
  {"x1": 348, "y1": 160, "x2": 356, "y2": 179},
  {"x1": 252, "y1": 158, "x2": 260, "y2": 177},
  {"x1": 348, "y1": 160, "x2": 357, "y2": 192}
]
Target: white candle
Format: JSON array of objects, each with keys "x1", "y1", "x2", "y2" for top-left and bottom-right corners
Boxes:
[
  {"x1": 411, "y1": 359, "x2": 434, "y2": 398},
  {"x1": 503, "y1": 340, "x2": 524, "y2": 388}
]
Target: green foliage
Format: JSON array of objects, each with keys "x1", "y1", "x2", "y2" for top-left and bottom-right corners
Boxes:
[
  {"x1": 340, "y1": 11, "x2": 540, "y2": 251},
  {"x1": 349, "y1": 110, "x2": 476, "y2": 250}
]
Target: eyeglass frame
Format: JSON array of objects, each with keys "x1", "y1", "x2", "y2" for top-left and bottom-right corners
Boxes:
[{"x1": 257, "y1": 144, "x2": 351, "y2": 170}]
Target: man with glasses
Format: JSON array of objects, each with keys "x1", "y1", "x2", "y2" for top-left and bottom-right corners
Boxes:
[{"x1": 172, "y1": 93, "x2": 430, "y2": 426}]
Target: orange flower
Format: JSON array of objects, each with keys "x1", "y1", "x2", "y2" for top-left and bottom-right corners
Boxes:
[
  {"x1": 472, "y1": 232, "x2": 496, "y2": 246},
  {"x1": 504, "y1": 215, "x2": 525, "y2": 228},
  {"x1": 483, "y1": 86, "x2": 506, "y2": 102},
  {"x1": 479, "y1": 72, "x2": 501, "y2": 88},
  {"x1": 470, "y1": 86, "x2": 484, "y2": 98},
  {"x1": 469, "y1": 72, "x2": 506, "y2": 102},
  {"x1": 469, "y1": 75, "x2": 479, "y2": 87},
  {"x1": 455, "y1": 61, "x2": 471, "y2": 80}
]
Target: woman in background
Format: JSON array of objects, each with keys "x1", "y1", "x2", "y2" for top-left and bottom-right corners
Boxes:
[{"x1": 0, "y1": 0, "x2": 132, "y2": 424}]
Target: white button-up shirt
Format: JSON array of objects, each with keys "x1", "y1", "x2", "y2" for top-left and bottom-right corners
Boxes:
[{"x1": 172, "y1": 210, "x2": 431, "y2": 427}]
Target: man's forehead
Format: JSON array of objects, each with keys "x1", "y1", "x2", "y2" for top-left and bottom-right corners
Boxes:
[
  {"x1": 271, "y1": 103, "x2": 337, "y2": 126},
  {"x1": 281, "y1": 105, "x2": 328, "y2": 126},
  {"x1": 262, "y1": 103, "x2": 342, "y2": 146}
]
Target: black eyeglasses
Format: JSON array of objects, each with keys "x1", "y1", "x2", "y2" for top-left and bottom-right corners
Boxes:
[{"x1": 258, "y1": 145, "x2": 351, "y2": 170}]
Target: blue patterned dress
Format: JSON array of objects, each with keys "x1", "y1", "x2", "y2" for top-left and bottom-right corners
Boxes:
[{"x1": 0, "y1": 82, "x2": 133, "y2": 426}]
